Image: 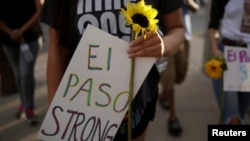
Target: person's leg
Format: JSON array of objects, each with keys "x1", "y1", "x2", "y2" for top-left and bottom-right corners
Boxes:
[
  {"x1": 20, "y1": 41, "x2": 39, "y2": 110},
  {"x1": 19, "y1": 41, "x2": 40, "y2": 124},
  {"x1": 223, "y1": 91, "x2": 240, "y2": 124},
  {"x1": 238, "y1": 92, "x2": 250, "y2": 123},
  {"x1": 3, "y1": 46, "x2": 24, "y2": 118},
  {"x1": 212, "y1": 78, "x2": 241, "y2": 124},
  {"x1": 165, "y1": 86, "x2": 182, "y2": 136},
  {"x1": 211, "y1": 78, "x2": 222, "y2": 104},
  {"x1": 167, "y1": 42, "x2": 190, "y2": 136},
  {"x1": 160, "y1": 52, "x2": 182, "y2": 136},
  {"x1": 159, "y1": 55, "x2": 175, "y2": 110},
  {"x1": 167, "y1": 87, "x2": 175, "y2": 120}
]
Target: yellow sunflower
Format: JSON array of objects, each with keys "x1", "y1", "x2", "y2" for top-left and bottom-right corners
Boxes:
[
  {"x1": 120, "y1": 0, "x2": 159, "y2": 37},
  {"x1": 204, "y1": 58, "x2": 223, "y2": 79}
]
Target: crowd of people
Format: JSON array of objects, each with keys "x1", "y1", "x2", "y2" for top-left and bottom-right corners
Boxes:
[{"x1": 1, "y1": 0, "x2": 250, "y2": 140}]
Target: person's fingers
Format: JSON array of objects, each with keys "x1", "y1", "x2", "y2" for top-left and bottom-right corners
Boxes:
[
  {"x1": 128, "y1": 38, "x2": 155, "y2": 54},
  {"x1": 129, "y1": 32, "x2": 155, "y2": 47},
  {"x1": 128, "y1": 42, "x2": 162, "y2": 58}
]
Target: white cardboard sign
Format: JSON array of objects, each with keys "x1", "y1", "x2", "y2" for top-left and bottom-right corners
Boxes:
[
  {"x1": 37, "y1": 24, "x2": 156, "y2": 141},
  {"x1": 224, "y1": 46, "x2": 250, "y2": 91}
]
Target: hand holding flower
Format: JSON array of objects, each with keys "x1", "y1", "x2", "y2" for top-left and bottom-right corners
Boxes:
[
  {"x1": 127, "y1": 31, "x2": 165, "y2": 58},
  {"x1": 204, "y1": 56, "x2": 227, "y2": 79},
  {"x1": 212, "y1": 46, "x2": 224, "y2": 57},
  {"x1": 204, "y1": 56, "x2": 228, "y2": 124}
]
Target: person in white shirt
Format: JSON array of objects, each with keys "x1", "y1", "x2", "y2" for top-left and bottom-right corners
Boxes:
[{"x1": 208, "y1": 0, "x2": 250, "y2": 124}]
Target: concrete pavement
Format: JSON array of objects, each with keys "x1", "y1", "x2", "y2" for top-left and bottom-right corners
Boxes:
[{"x1": 0, "y1": 5, "x2": 226, "y2": 141}]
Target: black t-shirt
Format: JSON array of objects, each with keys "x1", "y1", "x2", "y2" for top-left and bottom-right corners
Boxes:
[
  {"x1": 0, "y1": 0, "x2": 42, "y2": 46},
  {"x1": 41, "y1": 0, "x2": 183, "y2": 110},
  {"x1": 42, "y1": 0, "x2": 183, "y2": 47},
  {"x1": 208, "y1": 0, "x2": 229, "y2": 29}
]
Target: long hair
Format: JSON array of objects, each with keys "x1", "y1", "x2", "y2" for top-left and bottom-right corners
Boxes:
[{"x1": 52, "y1": 0, "x2": 78, "y2": 48}]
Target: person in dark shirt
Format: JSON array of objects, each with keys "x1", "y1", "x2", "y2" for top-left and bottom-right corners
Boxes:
[
  {"x1": 0, "y1": 0, "x2": 44, "y2": 125},
  {"x1": 41, "y1": 0, "x2": 184, "y2": 140}
]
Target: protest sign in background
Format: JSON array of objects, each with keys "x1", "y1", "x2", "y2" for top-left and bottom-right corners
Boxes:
[{"x1": 224, "y1": 46, "x2": 250, "y2": 91}]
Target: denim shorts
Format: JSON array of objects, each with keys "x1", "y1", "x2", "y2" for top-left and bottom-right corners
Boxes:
[{"x1": 113, "y1": 94, "x2": 158, "y2": 141}]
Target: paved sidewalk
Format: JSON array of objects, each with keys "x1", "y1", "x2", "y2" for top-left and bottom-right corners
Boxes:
[{"x1": 0, "y1": 5, "x2": 224, "y2": 141}]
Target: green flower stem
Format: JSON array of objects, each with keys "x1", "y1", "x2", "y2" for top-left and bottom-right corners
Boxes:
[
  {"x1": 219, "y1": 76, "x2": 225, "y2": 124},
  {"x1": 128, "y1": 31, "x2": 137, "y2": 141},
  {"x1": 128, "y1": 58, "x2": 134, "y2": 141}
]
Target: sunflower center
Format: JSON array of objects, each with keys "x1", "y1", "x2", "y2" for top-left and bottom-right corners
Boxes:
[
  {"x1": 132, "y1": 14, "x2": 149, "y2": 28},
  {"x1": 211, "y1": 66, "x2": 217, "y2": 71}
]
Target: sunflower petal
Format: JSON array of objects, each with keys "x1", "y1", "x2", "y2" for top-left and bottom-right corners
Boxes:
[{"x1": 120, "y1": 0, "x2": 159, "y2": 38}]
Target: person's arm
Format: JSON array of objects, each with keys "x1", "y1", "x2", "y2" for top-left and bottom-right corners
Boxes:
[
  {"x1": 0, "y1": 16, "x2": 20, "y2": 42},
  {"x1": 161, "y1": 8, "x2": 185, "y2": 57},
  {"x1": 208, "y1": 0, "x2": 227, "y2": 56},
  {"x1": 11, "y1": 0, "x2": 44, "y2": 41},
  {"x1": 0, "y1": 20, "x2": 21, "y2": 42},
  {"x1": 185, "y1": 0, "x2": 200, "y2": 13},
  {"x1": 128, "y1": 8, "x2": 184, "y2": 58},
  {"x1": 0, "y1": 21, "x2": 12, "y2": 34},
  {"x1": 208, "y1": 28, "x2": 222, "y2": 56},
  {"x1": 47, "y1": 27, "x2": 71, "y2": 105}
]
